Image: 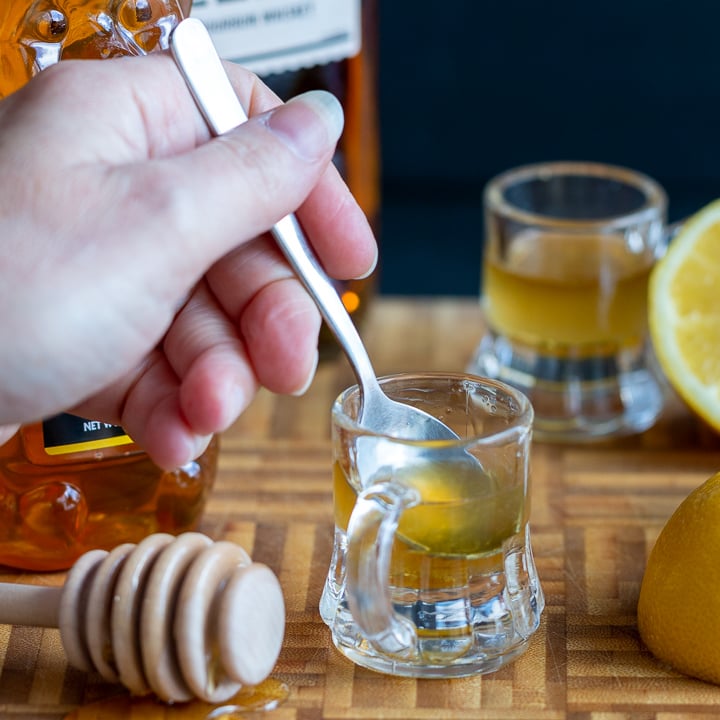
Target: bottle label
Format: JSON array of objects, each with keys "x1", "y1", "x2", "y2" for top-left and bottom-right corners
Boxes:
[
  {"x1": 190, "y1": 0, "x2": 361, "y2": 75},
  {"x1": 42, "y1": 413, "x2": 134, "y2": 456}
]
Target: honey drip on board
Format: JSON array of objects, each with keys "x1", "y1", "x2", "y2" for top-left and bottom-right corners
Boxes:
[{"x1": 63, "y1": 678, "x2": 290, "y2": 719}]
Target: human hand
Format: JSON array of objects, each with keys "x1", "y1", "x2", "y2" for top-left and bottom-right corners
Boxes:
[{"x1": 0, "y1": 53, "x2": 377, "y2": 468}]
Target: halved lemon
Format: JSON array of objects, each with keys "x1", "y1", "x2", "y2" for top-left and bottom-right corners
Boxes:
[{"x1": 649, "y1": 200, "x2": 720, "y2": 431}]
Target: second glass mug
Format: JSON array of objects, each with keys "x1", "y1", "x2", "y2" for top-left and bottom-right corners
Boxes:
[
  {"x1": 469, "y1": 161, "x2": 669, "y2": 442},
  {"x1": 320, "y1": 372, "x2": 544, "y2": 678}
]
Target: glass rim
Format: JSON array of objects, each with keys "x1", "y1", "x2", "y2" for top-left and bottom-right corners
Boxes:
[
  {"x1": 332, "y1": 371, "x2": 534, "y2": 447},
  {"x1": 484, "y1": 160, "x2": 668, "y2": 231}
]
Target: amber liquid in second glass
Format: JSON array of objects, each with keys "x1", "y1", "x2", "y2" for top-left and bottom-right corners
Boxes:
[{"x1": 483, "y1": 231, "x2": 654, "y2": 356}]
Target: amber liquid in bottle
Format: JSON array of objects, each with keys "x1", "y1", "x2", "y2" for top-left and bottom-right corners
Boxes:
[
  {"x1": 0, "y1": 420, "x2": 218, "y2": 571},
  {"x1": 0, "y1": 0, "x2": 218, "y2": 571}
]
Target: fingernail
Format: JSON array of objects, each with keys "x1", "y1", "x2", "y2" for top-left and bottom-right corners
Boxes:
[
  {"x1": 226, "y1": 381, "x2": 250, "y2": 426},
  {"x1": 355, "y1": 247, "x2": 379, "y2": 280},
  {"x1": 292, "y1": 349, "x2": 319, "y2": 397},
  {"x1": 181, "y1": 434, "x2": 213, "y2": 468},
  {"x1": 264, "y1": 90, "x2": 344, "y2": 161}
]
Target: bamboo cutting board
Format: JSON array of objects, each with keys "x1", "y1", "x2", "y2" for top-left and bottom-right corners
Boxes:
[{"x1": 1, "y1": 298, "x2": 720, "y2": 720}]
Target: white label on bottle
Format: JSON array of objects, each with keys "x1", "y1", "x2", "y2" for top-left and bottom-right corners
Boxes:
[{"x1": 190, "y1": 0, "x2": 361, "y2": 76}]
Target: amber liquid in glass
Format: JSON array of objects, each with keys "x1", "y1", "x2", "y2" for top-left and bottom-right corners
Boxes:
[
  {"x1": 332, "y1": 459, "x2": 526, "y2": 592},
  {"x1": 483, "y1": 231, "x2": 654, "y2": 356}
]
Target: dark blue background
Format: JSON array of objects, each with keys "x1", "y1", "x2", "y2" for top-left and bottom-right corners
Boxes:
[{"x1": 376, "y1": 1, "x2": 720, "y2": 295}]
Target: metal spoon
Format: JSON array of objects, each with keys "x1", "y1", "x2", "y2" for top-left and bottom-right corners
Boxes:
[{"x1": 169, "y1": 18, "x2": 458, "y2": 442}]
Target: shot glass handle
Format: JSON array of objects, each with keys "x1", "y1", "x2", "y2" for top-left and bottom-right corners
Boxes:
[{"x1": 345, "y1": 482, "x2": 418, "y2": 659}]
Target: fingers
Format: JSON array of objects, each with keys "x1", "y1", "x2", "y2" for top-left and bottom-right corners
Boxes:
[
  {"x1": 294, "y1": 173, "x2": 378, "y2": 280},
  {"x1": 239, "y1": 278, "x2": 321, "y2": 395},
  {"x1": 120, "y1": 353, "x2": 212, "y2": 470},
  {"x1": 223, "y1": 61, "x2": 377, "y2": 279},
  {"x1": 126, "y1": 90, "x2": 346, "y2": 277},
  {"x1": 70, "y1": 351, "x2": 207, "y2": 471},
  {"x1": 203, "y1": 236, "x2": 327, "y2": 396},
  {"x1": 163, "y1": 278, "x2": 319, "y2": 429},
  {"x1": 84, "y1": 282, "x2": 256, "y2": 469},
  {"x1": 163, "y1": 281, "x2": 257, "y2": 435},
  {"x1": 72, "y1": 273, "x2": 322, "y2": 470}
]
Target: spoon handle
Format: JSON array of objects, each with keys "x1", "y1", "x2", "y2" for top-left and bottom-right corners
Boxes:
[
  {"x1": 170, "y1": 18, "x2": 376, "y2": 387},
  {"x1": 269, "y1": 215, "x2": 374, "y2": 377}
]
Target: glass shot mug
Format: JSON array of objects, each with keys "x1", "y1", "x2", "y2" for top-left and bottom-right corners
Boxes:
[
  {"x1": 468, "y1": 161, "x2": 668, "y2": 442},
  {"x1": 320, "y1": 372, "x2": 544, "y2": 678}
]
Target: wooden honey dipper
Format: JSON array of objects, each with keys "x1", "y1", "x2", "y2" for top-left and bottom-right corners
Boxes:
[{"x1": 0, "y1": 532, "x2": 285, "y2": 704}]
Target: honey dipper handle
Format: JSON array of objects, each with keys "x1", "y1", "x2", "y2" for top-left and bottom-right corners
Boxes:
[{"x1": 0, "y1": 583, "x2": 63, "y2": 628}]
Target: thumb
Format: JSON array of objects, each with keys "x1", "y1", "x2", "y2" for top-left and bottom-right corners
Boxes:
[{"x1": 123, "y1": 89, "x2": 345, "y2": 281}]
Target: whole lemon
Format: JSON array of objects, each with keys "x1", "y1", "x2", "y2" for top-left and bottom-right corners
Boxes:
[{"x1": 638, "y1": 470, "x2": 720, "y2": 683}]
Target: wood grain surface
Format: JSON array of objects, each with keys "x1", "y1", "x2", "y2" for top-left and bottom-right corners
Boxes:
[{"x1": 1, "y1": 298, "x2": 720, "y2": 720}]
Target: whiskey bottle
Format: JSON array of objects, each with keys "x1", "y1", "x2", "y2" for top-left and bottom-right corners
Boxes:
[{"x1": 191, "y1": 0, "x2": 380, "y2": 357}]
